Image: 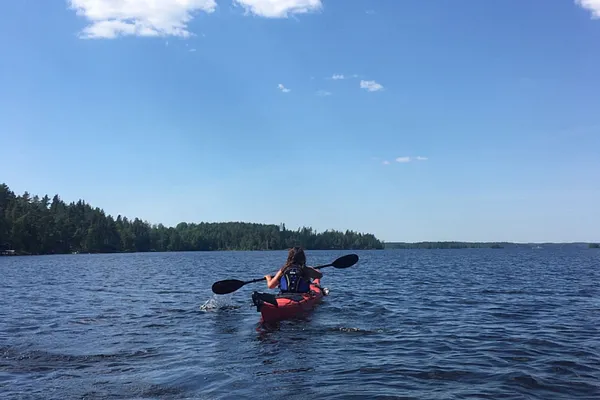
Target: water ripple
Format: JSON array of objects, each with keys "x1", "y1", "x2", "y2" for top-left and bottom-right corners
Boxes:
[{"x1": 1, "y1": 249, "x2": 599, "y2": 399}]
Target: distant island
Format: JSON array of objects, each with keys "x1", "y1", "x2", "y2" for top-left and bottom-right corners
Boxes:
[
  {"x1": 385, "y1": 242, "x2": 598, "y2": 250},
  {"x1": 385, "y1": 242, "x2": 508, "y2": 249},
  {"x1": 0, "y1": 183, "x2": 384, "y2": 255}
]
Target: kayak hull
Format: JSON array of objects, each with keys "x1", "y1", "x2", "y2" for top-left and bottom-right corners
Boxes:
[{"x1": 251, "y1": 279, "x2": 325, "y2": 323}]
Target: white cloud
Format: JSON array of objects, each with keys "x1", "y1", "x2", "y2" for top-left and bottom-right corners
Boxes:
[
  {"x1": 360, "y1": 80, "x2": 384, "y2": 92},
  {"x1": 330, "y1": 74, "x2": 361, "y2": 80},
  {"x1": 233, "y1": 0, "x2": 323, "y2": 18},
  {"x1": 366, "y1": 9, "x2": 376, "y2": 15},
  {"x1": 189, "y1": 48, "x2": 197, "y2": 52},
  {"x1": 316, "y1": 90, "x2": 332, "y2": 96},
  {"x1": 378, "y1": 156, "x2": 427, "y2": 165},
  {"x1": 576, "y1": 0, "x2": 600, "y2": 18},
  {"x1": 278, "y1": 83, "x2": 291, "y2": 93},
  {"x1": 68, "y1": 0, "x2": 217, "y2": 39}
]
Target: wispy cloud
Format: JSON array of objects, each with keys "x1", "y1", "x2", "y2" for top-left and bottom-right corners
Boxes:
[
  {"x1": 68, "y1": 0, "x2": 217, "y2": 39},
  {"x1": 576, "y1": 0, "x2": 600, "y2": 18},
  {"x1": 393, "y1": 156, "x2": 429, "y2": 163},
  {"x1": 316, "y1": 90, "x2": 332, "y2": 96},
  {"x1": 189, "y1": 48, "x2": 197, "y2": 52},
  {"x1": 366, "y1": 9, "x2": 376, "y2": 15},
  {"x1": 371, "y1": 156, "x2": 428, "y2": 165},
  {"x1": 233, "y1": 0, "x2": 323, "y2": 18},
  {"x1": 278, "y1": 83, "x2": 291, "y2": 93},
  {"x1": 329, "y1": 73, "x2": 361, "y2": 80},
  {"x1": 360, "y1": 80, "x2": 384, "y2": 92}
]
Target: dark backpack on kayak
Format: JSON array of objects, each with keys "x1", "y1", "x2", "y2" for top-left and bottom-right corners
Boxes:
[{"x1": 279, "y1": 264, "x2": 311, "y2": 293}]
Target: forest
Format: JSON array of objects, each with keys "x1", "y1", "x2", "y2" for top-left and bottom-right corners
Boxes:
[{"x1": 0, "y1": 183, "x2": 384, "y2": 255}]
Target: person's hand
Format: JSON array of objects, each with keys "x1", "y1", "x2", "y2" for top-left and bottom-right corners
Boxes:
[
  {"x1": 265, "y1": 274, "x2": 272, "y2": 281},
  {"x1": 305, "y1": 267, "x2": 322, "y2": 279}
]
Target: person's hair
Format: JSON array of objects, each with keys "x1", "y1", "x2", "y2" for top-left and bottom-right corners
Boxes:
[{"x1": 282, "y1": 246, "x2": 307, "y2": 272}]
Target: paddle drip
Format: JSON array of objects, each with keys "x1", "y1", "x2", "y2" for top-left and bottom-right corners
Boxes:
[{"x1": 199, "y1": 294, "x2": 240, "y2": 312}]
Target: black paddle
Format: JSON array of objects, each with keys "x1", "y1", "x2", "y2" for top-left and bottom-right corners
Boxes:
[{"x1": 211, "y1": 253, "x2": 359, "y2": 295}]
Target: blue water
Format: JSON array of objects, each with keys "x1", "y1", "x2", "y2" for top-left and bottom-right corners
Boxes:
[{"x1": 1, "y1": 249, "x2": 599, "y2": 399}]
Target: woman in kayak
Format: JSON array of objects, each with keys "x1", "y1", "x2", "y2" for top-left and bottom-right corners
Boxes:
[{"x1": 264, "y1": 246, "x2": 323, "y2": 293}]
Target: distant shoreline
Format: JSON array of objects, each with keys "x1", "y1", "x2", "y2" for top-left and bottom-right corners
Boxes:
[
  {"x1": 0, "y1": 248, "x2": 384, "y2": 257},
  {"x1": 384, "y1": 242, "x2": 599, "y2": 249},
  {"x1": 0, "y1": 183, "x2": 384, "y2": 256},
  {"x1": 2, "y1": 182, "x2": 598, "y2": 256},
  {"x1": 3, "y1": 243, "x2": 599, "y2": 257}
]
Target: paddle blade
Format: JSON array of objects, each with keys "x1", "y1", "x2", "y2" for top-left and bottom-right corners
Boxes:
[
  {"x1": 212, "y1": 279, "x2": 246, "y2": 295},
  {"x1": 332, "y1": 253, "x2": 359, "y2": 269}
]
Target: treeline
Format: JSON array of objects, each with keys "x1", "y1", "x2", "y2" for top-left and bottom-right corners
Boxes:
[
  {"x1": 385, "y1": 241, "x2": 507, "y2": 249},
  {"x1": 0, "y1": 183, "x2": 384, "y2": 255}
]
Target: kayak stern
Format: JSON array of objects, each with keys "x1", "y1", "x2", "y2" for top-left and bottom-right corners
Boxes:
[{"x1": 252, "y1": 279, "x2": 325, "y2": 323}]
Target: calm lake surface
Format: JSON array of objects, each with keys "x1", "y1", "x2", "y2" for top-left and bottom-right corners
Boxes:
[{"x1": 1, "y1": 249, "x2": 599, "y2": 399}]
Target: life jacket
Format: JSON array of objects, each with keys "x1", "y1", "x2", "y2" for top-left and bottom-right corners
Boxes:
[{"x1": 279, "y1": 264, "x2": 311, "y2": 293}]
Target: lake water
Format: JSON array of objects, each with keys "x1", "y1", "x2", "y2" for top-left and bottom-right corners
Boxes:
[{"x1": 1, "y1": 249, "x2": 599, "y2": 399}]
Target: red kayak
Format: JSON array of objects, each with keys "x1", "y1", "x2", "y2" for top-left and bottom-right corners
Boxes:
[{"x1": 251, "y1": 278, "x2": 327, "y2": 323}]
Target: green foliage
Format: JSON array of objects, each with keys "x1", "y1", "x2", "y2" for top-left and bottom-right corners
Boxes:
[{"x1": 0, "y1": 183, "x2": 384, "y2": 255}]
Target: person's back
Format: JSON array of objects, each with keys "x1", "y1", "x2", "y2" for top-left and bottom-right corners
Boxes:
[
  {"x1": 279, "y1": 262, "x2": 311, "y2": 293},
  {"x1": 264, "y1": 246, "x2": 322, "y2": 293}
]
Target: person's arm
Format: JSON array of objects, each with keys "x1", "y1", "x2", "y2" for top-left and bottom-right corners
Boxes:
[
  {"x1": 304, "y1": 266, "x2": 323, "y2": 280},
  {"x1": 265, "y1": 268, "x2": 284, "y2": 289}
]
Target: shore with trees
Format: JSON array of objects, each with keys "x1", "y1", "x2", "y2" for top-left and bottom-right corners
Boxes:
[{"x1": 0, "y1": 183, "x2": 384, "y2": 255}]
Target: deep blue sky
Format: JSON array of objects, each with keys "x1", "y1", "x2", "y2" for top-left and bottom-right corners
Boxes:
[{"x1": 1, "y1": 0, "x2": 599, "y2": 242}]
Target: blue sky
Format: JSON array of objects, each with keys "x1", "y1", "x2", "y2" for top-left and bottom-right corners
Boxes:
[{"x1": 1, "y1": 0, "x2": 599, "y2": 243}]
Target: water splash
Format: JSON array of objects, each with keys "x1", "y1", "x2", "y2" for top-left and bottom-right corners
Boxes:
[{"x1": 199, "y1": 294, "x2": 239, "y2": 312}]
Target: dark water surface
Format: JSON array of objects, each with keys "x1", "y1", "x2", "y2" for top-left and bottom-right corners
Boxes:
[{"x1": 1, "y1": 249, "x2": 599, "y2": 399}]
